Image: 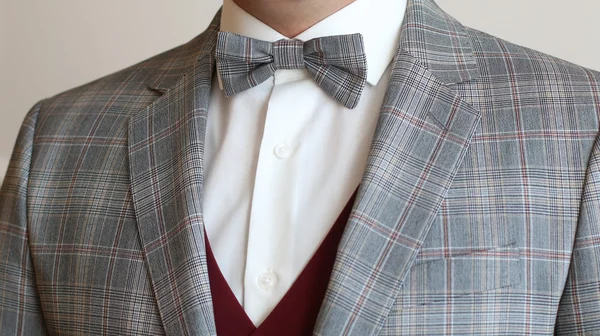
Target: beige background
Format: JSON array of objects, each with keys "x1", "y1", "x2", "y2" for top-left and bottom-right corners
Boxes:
[{"x1": 1, "y1": 0, "x2": 599, "y2": 181}]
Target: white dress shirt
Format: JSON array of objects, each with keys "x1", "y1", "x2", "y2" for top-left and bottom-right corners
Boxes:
[{"x1": 203, "y1": 0, "x2": 406, "y2": 326}]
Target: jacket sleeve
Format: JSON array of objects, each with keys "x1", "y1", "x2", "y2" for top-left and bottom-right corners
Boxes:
[
  {"x1": 0, "y1": 101, "x2": 48, "y2": 335},
  {"x1": 555, "y1": 129, "x2": 600, "y2": 334}
]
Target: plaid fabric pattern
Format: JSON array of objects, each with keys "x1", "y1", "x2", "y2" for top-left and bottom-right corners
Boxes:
[
  {"x1": 1, "y1": 0, "x2": 600, "y2": 335},
  {"x1": 215, "y1": 31, "x2": 368, "y2": 109}
]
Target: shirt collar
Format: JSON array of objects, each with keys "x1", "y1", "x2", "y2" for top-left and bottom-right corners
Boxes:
[{"x1": 220, "y1": 0, "x2": 406, "y2": 86}]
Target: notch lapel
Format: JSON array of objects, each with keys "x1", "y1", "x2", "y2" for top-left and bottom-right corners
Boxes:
[
  {"x1": 314, "y1": 0, "x2": 482, "y2": 334},
  {"x1": 127, "y1": 13, "x2": 221, "y2": 336}
]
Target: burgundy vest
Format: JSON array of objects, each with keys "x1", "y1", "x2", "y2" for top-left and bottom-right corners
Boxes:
[{"x1": 204, "y1": 187, "x2": 359, "y2": 336}]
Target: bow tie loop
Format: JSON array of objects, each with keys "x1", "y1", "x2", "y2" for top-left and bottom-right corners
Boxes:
[
  {"x1": 272, "y1": 39, "x2": 306, "y2": 70},
  {"x1": 215, "y1": 31, "x2": 368, "y2": 109}
]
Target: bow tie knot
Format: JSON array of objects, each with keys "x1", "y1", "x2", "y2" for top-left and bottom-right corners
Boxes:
[
  {"x1": 215, "y1": 32, "x2": 368, "y2": 109},
  {"x1": 272, "y1": 39, "x2": 305, "y2": 70}
]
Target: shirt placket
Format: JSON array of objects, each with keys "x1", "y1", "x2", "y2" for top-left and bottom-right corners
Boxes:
[{"x1": 242, "y1": 68, "x2": 313, "y2": 325}]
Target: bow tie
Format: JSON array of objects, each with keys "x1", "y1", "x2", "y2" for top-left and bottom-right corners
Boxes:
[{"x1": 214, "y1": 32, "x2": 368, "y2": 109}]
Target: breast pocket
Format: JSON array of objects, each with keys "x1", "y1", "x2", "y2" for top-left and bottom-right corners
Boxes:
[{"x1": 398, "y1": 243, "x2": 522, "y2": 307}]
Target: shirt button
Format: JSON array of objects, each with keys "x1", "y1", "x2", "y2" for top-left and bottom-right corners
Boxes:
[
  {"x1": 273, "y1": 143, "x2": 292, "y2": 159},
  {"x1": 257, "y1": 269, "x2": 278, "y2": 291}
]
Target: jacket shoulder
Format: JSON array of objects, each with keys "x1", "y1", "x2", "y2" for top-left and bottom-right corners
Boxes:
[
  {"x1": 462, "y1": 26, "x2": 600, "y2": 163},
  {"x1": 25, "y1": 29, "x2": 214, "y2": 150},
  {"x1": 43, "y1": 42, "x2": 194, "y2": 111},
  {"x1": 38, "y1": 26, "x2": 214, "y2": 121},
  {"x1": 466, "y1": 26, "x2": 600, "y2": 87}
]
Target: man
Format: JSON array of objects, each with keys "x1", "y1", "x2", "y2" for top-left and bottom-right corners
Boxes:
[{"x1": 1, "y1": 0, "x2": 599, "y2": 334}]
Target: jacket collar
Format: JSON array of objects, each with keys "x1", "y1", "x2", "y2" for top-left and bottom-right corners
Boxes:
[
  {"x1": 133, "y1": 1, "x2": 481, "y2": 335},
  {"x1": 399, "y1": 0, "x2": 479, "y2": 84}
]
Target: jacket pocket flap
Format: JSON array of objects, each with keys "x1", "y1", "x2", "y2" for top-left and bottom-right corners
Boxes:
[{"x1": 399, "y1": 244, "x2": 521, "y2": 306}]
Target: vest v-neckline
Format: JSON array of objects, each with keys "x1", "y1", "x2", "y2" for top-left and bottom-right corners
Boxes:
[{"x1": 204, "y1": 186, "x2": 359, "y2": 335}]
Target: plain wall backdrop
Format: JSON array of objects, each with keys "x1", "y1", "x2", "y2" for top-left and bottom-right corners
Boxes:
[{"x1": 1, "y1": 0, "x2": 600, "y2": 181}]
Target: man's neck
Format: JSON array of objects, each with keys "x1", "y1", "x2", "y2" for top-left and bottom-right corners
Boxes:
[{"x1": 232, "y1": 0, "x2": 356, "y2": 38}]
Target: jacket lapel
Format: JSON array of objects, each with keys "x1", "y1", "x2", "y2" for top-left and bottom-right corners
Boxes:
[
  {"x1": 314, "y1": 0, "x2": 482, "y2": 334},
  {"x1": 127, "y1": 12, "x2": 221, "y2": 336}
]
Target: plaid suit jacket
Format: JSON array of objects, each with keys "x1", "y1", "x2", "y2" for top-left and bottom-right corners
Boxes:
[{"x1": 2, "y1": 0, "x2": 600, "y2": 335}]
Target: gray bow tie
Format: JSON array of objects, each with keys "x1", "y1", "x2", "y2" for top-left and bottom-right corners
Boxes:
[{"x1": 214, "y1": 31, "x2": 368, "y2": 109}]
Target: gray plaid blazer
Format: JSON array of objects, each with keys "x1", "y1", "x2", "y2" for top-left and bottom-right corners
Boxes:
[{"x1": 2, "y1": 0, "x2": 600, "y2": 335}]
